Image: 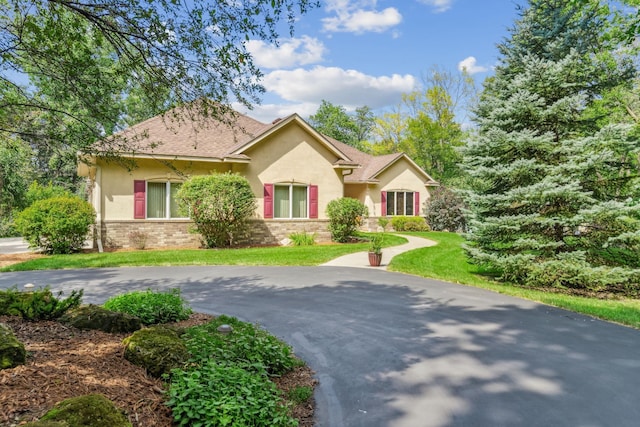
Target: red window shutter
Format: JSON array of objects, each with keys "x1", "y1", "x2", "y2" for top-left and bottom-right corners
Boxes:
[
  {"x1": 264, "y1": 183, "x2": 274, "y2": 219},
  {"x1": 381, "y1": 191, "x2": 387, "y2": 216},
  {"x1": 309, "y1": 185, "x2": 318, "y2": 219},
  {"x1": 414, "y1": 192, "x2": 420, "y2": 216},
  {"x1": 134, "y1": 180, "x2": 146, "y2": 219}
]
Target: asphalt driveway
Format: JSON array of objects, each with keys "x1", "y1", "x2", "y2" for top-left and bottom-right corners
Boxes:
[{"x1": 1, "y1": 266, "x2": 639, "y2": 427}]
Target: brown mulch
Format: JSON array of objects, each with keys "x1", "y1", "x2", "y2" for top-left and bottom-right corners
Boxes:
[
  {"x1": 0, "y1": 253, "x2": 44, "y2": 269},
  {"x1": 0, "y1": 313, "x2": 316, "y2": 427}
]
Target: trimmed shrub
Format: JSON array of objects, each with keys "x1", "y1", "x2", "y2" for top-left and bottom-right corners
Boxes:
[
  {"x1": 424, "y1": 186, "x2": 467, "y2": 232},
  {"x1": 24, "y1": 182, "x2": 73, "y2": 208},
  {"x1": 176, "y1": 173, "x2": 257, "y2": 248},
  {"x1": 103, "y1": 288, "x2": 192, "y2": 325},
  {"x1": 390, "y1": 216, "x2": 430, "y2": 232},
  {"x1": 14, "y1": 196, "x2": 94, "y2": 254},
  {"x1": 326, "y1": 197, "x2": 368, "y2": 243}
]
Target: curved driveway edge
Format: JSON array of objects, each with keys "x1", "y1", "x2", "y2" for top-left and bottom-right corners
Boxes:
[{"x1": 1, "y1": 266, "x2": 639, "y2": 427}]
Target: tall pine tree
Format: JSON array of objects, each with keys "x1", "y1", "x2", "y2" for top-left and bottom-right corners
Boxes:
[{"x1": 463, "y1": 0, "x2": 640, "y2": 293}]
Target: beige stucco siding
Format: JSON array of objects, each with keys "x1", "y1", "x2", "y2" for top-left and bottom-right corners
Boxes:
[
  {"x1": 371, "y1": 158, "x2": 431, "y2": 217},
  {"x1": 97, "y1": 158, "x2": 231, "y2": 220},
  {"x1": 242, "y1": 125, "x2": 345, "y2": 219}
]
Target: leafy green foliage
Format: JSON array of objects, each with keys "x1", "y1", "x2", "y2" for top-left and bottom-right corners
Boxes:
[
  {"x1": 288, "y1": 231, "x2": 316, "y2": 246},
  {"x1": 183, "y1": 315, "x2": 298, "y2": 376},
  {"x1": 14, "y1": 196, "x2": 94, "y2": 254},
  {"x1": 326, "y1": 197, "x2": 368, "y2": 243},
  {"x1": 0, "y1": 137, "x2": 32, "y2": 236},
  {"x1": 103, "y1": 289, "x2": 192, "y2": 325},
  {"x1": 462, "y1": 0, "x2": 640, "y2": 293},
  {"x1": 390, "y1": 216, "x2": 430, "y2": 232},
  {"x1": 424, "y1": 187, "x2": 467, "y2": 232},
  {"x1": 0, "y1": 0, "x2": 318, "y2": 163},
  {"x1": 308, "y1": 100, "x2": 374, "y2": 151},
  {"x1": 9, "y1": 286, "x2": 83, "y2": 322},
  {"x1": 368, "y1": 233, "x2": 384, "y2": 254},
  {"x1": 24, "y1": 182, "x2": 74, "y2": 208},
  {"x1": 167, "y1": 360, "x2": 296, "y2": 427},
  {"x1": 176, "y1": 173, "x2": 257, "y2": 248}
]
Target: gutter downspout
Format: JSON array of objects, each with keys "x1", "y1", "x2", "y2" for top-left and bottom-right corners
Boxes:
[{"x1": 94, "y1": 166, "x2": 103, "y2": 253}]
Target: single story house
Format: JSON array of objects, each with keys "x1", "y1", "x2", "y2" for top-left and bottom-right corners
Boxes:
[{"x1": 78, "y1": 106, "x2": 438, "y2": 249}]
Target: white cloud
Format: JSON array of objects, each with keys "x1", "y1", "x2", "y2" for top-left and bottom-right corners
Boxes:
[
  {"x1": 245, "y1": 36, "x2": 326, "y2": 69},
  {"x1": 457, "y1": 56, "x2": 489, "y2": 74},
  {"x1": 418, "y1": 0, "x2": 455, "y2": 13},
  {"x1": 322, "y1": 0, "x2": 402, "y2": 34},
  {"x1": 261, "y1": 66, "x2": 416, "y2": 109}
]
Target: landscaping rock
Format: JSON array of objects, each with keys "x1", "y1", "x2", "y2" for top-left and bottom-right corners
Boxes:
[
  {"x1": 59, "y1": 305, "x2": 141, "y2": 333},
  {"x1": 35, "y1": 394, "x2": 131, "y2": 427},
  {"x1": 0, "y1": 323, "x2": 26, "y2": 370},
  {"x1": 123, "y1": 326, "x2": 190, "y2": 378}
]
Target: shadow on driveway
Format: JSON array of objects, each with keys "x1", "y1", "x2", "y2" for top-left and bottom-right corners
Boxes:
[{"x1": 1, "y1": 266, "x2": 638, "y2": 427}]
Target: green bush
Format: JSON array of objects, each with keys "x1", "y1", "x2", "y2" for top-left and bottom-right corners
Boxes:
[
  {"x1": 424, "y1": 186, "x2": 467, "y2": 232},
  {"x1": 24, "y1": 182, "x2": 73, "y2": 207},
  {"x1": 176, "y1": 173, "x2": 257, "y2": 248},
  {"x1": 167, "y1": 360, "x2": 296, "y2": 427},
  {"x1": 289, "y1": 231, "x2": 316, "y2": 246},
  {"x1": 38, "y1": 394, "x2": 131, "y2": 427},
  {"x1": 326, "y1": 197, "x2": 368, "y2": 243},
  {"x1": 183, "y1": 315, "x2": 298, "y2": 376},
  {"x1": 14, "y1": 196, "x2": 95, "y2": 254},
  {"x1": 390, "y1": 216, "x2": 430, "y2": 232},
  {"x1": 10, "y1": 286, "x2": 83, "y2": 321},
  {"x1": 103, "y1": 288, "x2": 192, "y2": 325}
]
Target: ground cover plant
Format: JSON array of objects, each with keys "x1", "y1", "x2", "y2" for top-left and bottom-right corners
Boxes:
[
  {"x1": 168, "y1": 315, "x2": 304, "y2": 426},
  {"x1": 0, "y1": 288, "x2": 316, "y2": 426},
  {"x1": 103, "y1": 288, "x2": 192, "y2": 325}
]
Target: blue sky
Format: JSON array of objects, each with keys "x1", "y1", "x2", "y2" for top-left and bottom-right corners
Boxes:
[{"x1": 237, "y1": 0, "x2": 523, "y2": 122}]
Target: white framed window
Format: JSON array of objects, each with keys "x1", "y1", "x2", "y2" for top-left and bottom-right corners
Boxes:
[
  {"x1": 386, "y1": 191, "x2": 415, "y2": 216},
  {"x1": 146, "y1": 182, "x2": 184, "y2": 219},
  {"x1": 274, "y1": 184, "x2": 308, "y2": 219}
]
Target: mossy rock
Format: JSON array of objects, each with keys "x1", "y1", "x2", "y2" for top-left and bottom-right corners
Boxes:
[
  {"x1": 123, "y1": 326, "x2": 190, "y2": 378},
  {"x1": 38, "y1": 394, "x2": 131, "y2": 427},
  {"x1": 21, "y1": 421, "x2": 67, "y2": 427},
  {"x1": 0, "y1": 323, "x2": 26, "y2": 370},
  {"x1": 59, "y1": 305, "x2": 141, "y2": 333}
]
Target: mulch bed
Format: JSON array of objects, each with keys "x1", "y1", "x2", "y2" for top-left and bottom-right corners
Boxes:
[{"x1": 0, "y1": 313, "x2": 316, "y2": 426}]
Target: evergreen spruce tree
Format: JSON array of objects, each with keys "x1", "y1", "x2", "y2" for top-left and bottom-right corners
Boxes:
[{"x1": 463, "y1": 0, "x2": 640, "y2": 293}]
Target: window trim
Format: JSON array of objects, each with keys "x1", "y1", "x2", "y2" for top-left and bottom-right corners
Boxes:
[
  {"x1": 274, "y1": 183, "x2": 309, "y2": 219},
  {"x1": 384, "y1": 190, "x2": 416, "y2": 216},
  {"x1": 146, "y1": 181, "x2": 187, "y2": 220}
]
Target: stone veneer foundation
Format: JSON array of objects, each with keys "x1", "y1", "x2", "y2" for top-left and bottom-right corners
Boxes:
[{"x1": 98, "y1": 219, "x2": 333, "y2": 249}]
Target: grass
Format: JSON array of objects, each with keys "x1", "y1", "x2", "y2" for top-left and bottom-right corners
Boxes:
[
  {"x1": 0, "y1": 233, "x2": 407, "y2": 272},
  {"x1": 389, "y1": 231, "x2": 640, "y2": 329},
  {"x1": 3, "y1": 231, "x2": 639, "y2": 329}
]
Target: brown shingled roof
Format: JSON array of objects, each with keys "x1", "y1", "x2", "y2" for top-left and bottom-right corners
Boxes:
[
  {"x1": 110, "y1": 105, "x2": 274, "y2": 160},
  {"x1": 104, "y1": 106, "x2": 435, "y2": 185}
]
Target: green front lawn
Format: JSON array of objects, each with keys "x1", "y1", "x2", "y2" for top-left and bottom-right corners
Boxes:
[
  {"x1": 0, "y1": 234, "x2": 407, "y2": 272},
  {"x1": 3, "y1": 231, "x2": 639, "y2": 329},
  {"x1": 389, "y1": 231, "x2": 640, "y2": 329}
]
